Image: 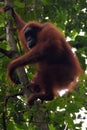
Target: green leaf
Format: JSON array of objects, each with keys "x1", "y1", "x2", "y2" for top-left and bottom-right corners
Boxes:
[{"x1": 14, "y1": 0, "x2": 25, "y2": 8}]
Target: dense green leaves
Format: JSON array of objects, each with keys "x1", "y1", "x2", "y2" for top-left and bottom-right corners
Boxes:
[{"x1": 0, "y1": 0, "x2": 87, "y2": 130}]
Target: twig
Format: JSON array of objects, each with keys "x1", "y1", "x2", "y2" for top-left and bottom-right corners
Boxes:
[{"x1": 0, "y1": 47, "x2": 17, "y2": 58}]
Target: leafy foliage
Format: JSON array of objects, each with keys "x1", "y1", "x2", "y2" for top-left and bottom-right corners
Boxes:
[{"x1": 0, "y1": 0, "x2": 87, "y2": 130}]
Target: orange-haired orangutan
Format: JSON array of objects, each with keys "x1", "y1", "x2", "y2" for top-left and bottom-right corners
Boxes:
[{"x1": 0, "y1": 6, "x2": 83, "y2": 105}]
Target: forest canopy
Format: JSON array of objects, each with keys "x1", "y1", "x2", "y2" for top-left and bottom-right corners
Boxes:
[{"x1": 0, "y1": 0, "x2": 87, "y2": 130}]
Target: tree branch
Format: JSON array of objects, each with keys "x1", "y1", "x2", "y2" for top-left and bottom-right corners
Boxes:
[
  {"x1": 3, "y1": 0, "x2": 49, "y2": 130},
  {"x1": 0, "y1": 47, "x2": 16, "y2": 58},
  {"x1": 4, "y1": 0, "x2": 31, "y2": 93}
]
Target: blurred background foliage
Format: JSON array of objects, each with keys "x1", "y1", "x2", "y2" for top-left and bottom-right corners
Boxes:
[{"x1": 0, "y1": 0, "x2": 87, "y2": 130}]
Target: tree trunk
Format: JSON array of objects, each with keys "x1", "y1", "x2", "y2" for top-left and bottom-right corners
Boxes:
[{"x1": 4, "y1": 0, "x2": 49, "y2": 130}]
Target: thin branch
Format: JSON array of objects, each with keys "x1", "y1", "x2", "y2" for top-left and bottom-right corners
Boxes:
[
  {"x1": 0, "y1": 47, "x2": 17, "y2": 58},
  {"x1": 4, "y1": 91, "x2": 23, "y2": 107}
]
